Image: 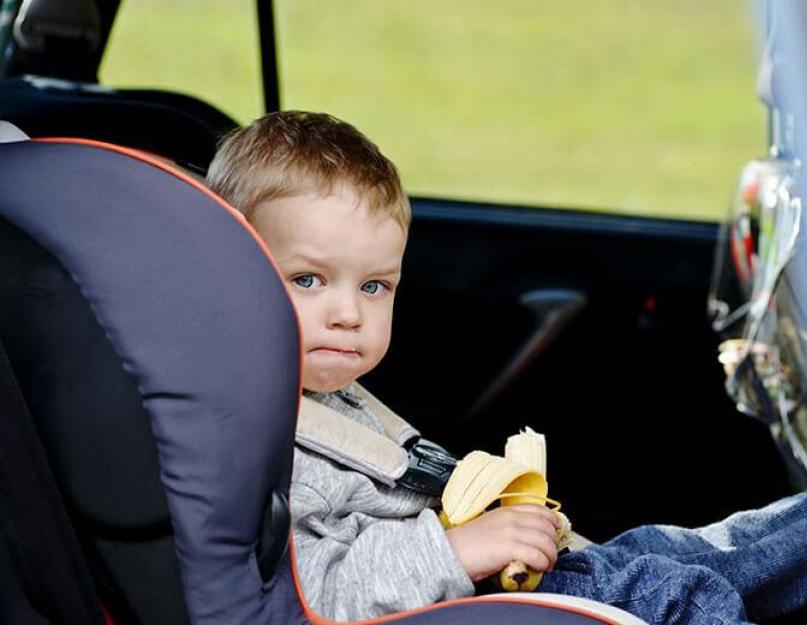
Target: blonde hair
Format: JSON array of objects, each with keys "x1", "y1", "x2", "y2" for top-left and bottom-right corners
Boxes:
[{"x1": 207, "y1": 111, "x2": 411, "y2": 229}]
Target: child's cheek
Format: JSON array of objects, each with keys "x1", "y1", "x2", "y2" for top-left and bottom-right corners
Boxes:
[
  {"x1": 288, "y1": 293, "x2": 316, "y2": 347},
  {"x1": 370, "y1": 316, "x2": 394, "y2": 366}
]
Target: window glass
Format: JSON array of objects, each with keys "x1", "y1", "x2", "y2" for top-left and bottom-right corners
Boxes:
[
  {"x1": 100, "y1": 0, "x2": 262, "y2": 124},
  {"x1": 275, "y1": 1, "x2": 764, "y2": 221}
]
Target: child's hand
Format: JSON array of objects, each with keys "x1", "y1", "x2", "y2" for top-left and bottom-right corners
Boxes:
[{"x1": 445, "y1": 504, "x2": 561, "y2": 582}]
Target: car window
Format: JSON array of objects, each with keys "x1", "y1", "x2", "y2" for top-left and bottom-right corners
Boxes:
[
  {"x1": 275, "y1": 0, "x2": 764, "y2": 221},
  {"x1": 99, "y1": 0, "x2": 262, "y2": 124}
]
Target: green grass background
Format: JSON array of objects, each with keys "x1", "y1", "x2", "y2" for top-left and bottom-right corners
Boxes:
[{"x1": 102, "y1": 0, "x2": 764, "y2": 221}]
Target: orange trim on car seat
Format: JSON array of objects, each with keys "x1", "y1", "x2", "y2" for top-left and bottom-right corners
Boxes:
[{"x1": 288, "y1": 534, "x2": 628, "y2": 625}]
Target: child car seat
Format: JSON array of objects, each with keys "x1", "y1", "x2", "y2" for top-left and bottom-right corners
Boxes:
[
  {"x1": 0, "y1": 130, "x2": 645, "y2": 624},
  {"x1": 0, "y1": 133, "x2": 299, "y2": 625}
]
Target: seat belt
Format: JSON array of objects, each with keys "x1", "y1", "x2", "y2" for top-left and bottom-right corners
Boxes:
[{"x1": 0, "y1": 336, "x2": 104, "y2": 625}]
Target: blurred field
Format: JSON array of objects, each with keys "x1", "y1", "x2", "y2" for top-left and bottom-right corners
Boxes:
[
  {"x1": 100, "y1": 0, "x2": 264, "y2": 124},
  {"x1": 102, "y1": 0, "x2": 764, "y2": 221}
]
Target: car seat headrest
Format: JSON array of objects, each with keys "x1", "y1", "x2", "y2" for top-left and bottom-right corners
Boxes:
[
  {"x1": 11, "y1": 0, "x2": 101, "y2": 81},
  {"x1": 0, "y1": 76, "x2": 236, "y2": 171},
  {"x1": 0, "y1": 138, "x2": 300, "y2": 624}
]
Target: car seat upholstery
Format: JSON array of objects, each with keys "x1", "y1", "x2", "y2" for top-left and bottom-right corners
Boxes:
[{"x1": 0, "y1": 132, "x2": 646, "y2": 625}]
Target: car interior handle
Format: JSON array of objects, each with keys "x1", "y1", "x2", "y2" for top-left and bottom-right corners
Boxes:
[{"x1": 462, "y1": 288, "x2": 588, "y2": 421}]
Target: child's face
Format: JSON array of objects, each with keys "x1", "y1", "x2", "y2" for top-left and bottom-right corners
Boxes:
[{"x1": 251, "y1": 188, "x2": 407, "y2": 392}]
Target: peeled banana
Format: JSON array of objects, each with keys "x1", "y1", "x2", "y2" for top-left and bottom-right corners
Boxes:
[
  {"x1": 497, "y1": 427, "x2": 550, "y2": 592},
  {"x1": 440, "y1": 427, "x2": 568, "y2": 592}
]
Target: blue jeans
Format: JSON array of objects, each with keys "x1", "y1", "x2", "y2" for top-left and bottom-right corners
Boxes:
[{"x1": 539, "y1": 493, "x2": 807, "y2": 625}]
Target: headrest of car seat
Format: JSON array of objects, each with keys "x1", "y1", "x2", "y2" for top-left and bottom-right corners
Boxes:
[
  {"x1": 0, "y1": 121, "x2": 29, "y2": 142},
  {"x1": 0, "y1": 138, "x2": 300, "y2": 624},
  {"x1": 0, "y1": 76, "x2": 237, "y2": 170},
  {"x1": 11, "y1": 0, "x2": 101, "y2": 81}
]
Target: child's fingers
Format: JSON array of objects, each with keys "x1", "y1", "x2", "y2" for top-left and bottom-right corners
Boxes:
[
  {"x1": 506, "y1": 504, "x2": 562, "y2": 530},
  {"x1": 513, "y1": 516, "x2": 559, "y2": 544},
  {"x1": 513, "y1": 531, "x2": 558, "y2": 572}
]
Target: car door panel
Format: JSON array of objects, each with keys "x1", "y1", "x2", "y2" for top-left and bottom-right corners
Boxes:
[{"x1": 365, "y1": 199, "x2": 793, "y2": 540}]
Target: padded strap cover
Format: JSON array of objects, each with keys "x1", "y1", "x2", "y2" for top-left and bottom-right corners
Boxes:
[{"x1": 296, "y1": 383, "x2": 419, "y2": 486}]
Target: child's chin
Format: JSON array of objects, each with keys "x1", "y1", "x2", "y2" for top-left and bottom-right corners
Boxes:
[{"x1": 303, "y1": 375, "x2": 356, "y2": 394}]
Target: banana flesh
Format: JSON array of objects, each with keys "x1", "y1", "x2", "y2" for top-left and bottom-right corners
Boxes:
[{"x1": 505, "y1": 427, "x2": 546, "y2": 475}]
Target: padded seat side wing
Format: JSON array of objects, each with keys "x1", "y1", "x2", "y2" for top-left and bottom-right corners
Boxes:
[{"x1": 0, "y1": 139, "x2": 300, "y2": 624}]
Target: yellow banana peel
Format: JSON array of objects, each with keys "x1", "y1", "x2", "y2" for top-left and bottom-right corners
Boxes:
[
  {"x1": 498, "y1": 560, "x2": 544, "y2": 591},
  {"x1": 441, "y1": 450, "x2": 546, "y2": 526}
]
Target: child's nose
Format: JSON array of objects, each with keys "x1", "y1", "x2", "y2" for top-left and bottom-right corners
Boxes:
[{"x1": 327, "y1": 291, "x2": 361, "y2": 329}]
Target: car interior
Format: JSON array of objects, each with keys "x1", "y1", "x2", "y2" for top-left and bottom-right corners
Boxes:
[{"x1": 0, "y1": 0, "x2": 805, "y2": 624}]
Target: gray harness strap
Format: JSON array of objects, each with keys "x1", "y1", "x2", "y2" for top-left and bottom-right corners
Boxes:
[{"x1": 296, "y1": 384, "x2": 420, "y2": 487}]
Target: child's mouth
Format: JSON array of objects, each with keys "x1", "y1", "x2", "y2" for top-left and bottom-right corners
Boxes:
[{"x1": 309, "y1": 347, "x2": 360, "y2": 357}]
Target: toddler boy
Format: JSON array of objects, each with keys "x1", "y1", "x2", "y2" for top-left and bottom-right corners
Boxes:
[{"x1": 207, "y1": 111, "x2": 807, "y2": 625}]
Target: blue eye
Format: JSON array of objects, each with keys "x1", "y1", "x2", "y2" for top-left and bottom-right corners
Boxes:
[
  {"x1": 361, "y1": 281, "x2": 387, "y2": 295},
  {"x1": 293, "y1": 274, "x2": 321, "y2": 288}
]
